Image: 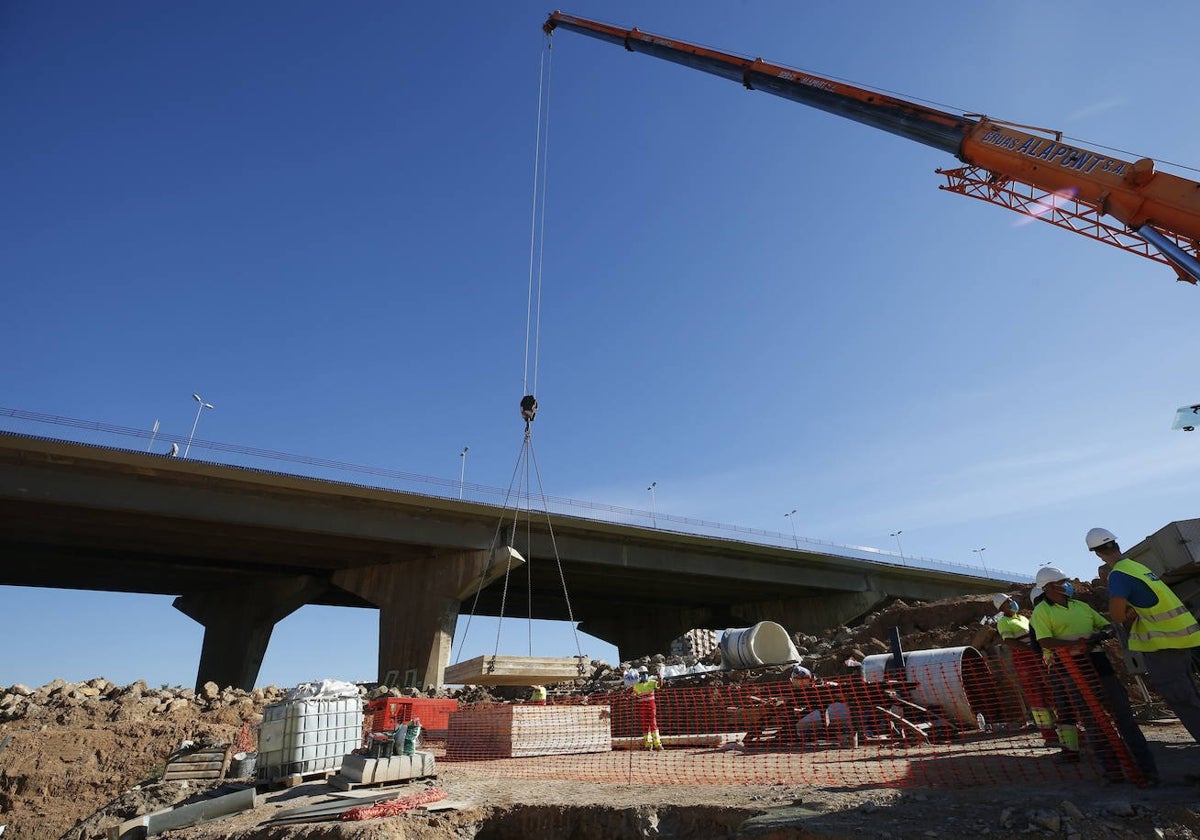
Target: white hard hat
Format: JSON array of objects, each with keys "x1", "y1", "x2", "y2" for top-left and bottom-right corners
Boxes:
[
  {"x1": 1029, "y1": 586, "x2": 1044, "y2": 606},
  {"x1": 1086, "y1": 527, "x2": 1118, "y2": 550},
  {"x1": 1034, "y1": 566, "x2": 1069, "y2": 586},
  {"x1": 991, "y1": 593, "x2": 1012, "y2": 609}
]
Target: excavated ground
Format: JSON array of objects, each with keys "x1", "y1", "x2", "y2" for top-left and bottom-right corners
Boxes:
[{"x1": 4, "y1": 591, "x2": 1200, "y2": 839}]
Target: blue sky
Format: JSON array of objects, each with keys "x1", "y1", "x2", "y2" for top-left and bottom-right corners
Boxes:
[{"x1": 4, "y1": 1, "x2": 1200, "y2": 689}]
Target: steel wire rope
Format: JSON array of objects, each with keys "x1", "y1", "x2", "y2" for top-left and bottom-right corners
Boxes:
[
  {"x1": 527, "y1": 432, "x2": 584, "y2": 661},
  {"x1": 524, "y1": 439, "x2": 534, "y2": 656},
  {"x1": 490, "y1": 432, "x2": 532, "y2": 661},
  {"x1": 483, "y1": 36, "x2": 584, "y2": 665},
  {"x1": 522, "y1": 44, "x2": 549, "y2": 397},
  {"x1": 455, "y1": 432, "x2": 534, "y2": 666},
  {"x1": 530, "y1": 38, "x2": 553, "y2": 397}
]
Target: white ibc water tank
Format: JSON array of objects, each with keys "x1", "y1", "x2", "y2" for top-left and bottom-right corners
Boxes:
[
  {"x1": 257, "y1": 694, "x2": 363, "y2": 780},
  {"x1": 719, "y1": 621, "x2": 801, "y2": 669}
]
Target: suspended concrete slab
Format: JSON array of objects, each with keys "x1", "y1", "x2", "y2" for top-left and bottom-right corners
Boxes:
[{"x1": 443, "y1": 655, "x2": 589, "y2": 687}]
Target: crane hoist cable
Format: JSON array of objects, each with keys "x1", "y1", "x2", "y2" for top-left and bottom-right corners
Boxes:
[{"x1": 454, "y1": 39, "x2": 583, "y2": 674}]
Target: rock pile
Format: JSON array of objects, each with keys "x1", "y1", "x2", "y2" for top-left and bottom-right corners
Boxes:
[{"x1": 0, "y1": 678, "x2": 291, "y2": 728}]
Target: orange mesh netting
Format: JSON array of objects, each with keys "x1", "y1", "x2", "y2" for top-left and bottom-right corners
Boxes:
[
  {"x1": 431, "y1": 646, "x2": 1170, "y2": 790},
  {"x1": 341, "y1": 788, "x2": 449, "y2": 820}
]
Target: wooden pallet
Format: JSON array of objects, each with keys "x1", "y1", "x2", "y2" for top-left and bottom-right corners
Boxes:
[
  {"x1": 443, "y1": 655, "x2": 589, "y2": 686},
  {"x1": 265, "y1": 769, "x2": 336, "y2": 789},
  {"x1": 161, "y1": 747, "x2": 230, "y2": 781},
  {"x1": 327, "y1": 772, "x2": 437, "y2": 791}
]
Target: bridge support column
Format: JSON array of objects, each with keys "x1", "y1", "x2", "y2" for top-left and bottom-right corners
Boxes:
[
  {"x1": 579, "y1": 604, "x2": 729, "y2": 662},
  {"x1": 730, "y1": 590, "x2": 889, "y2": 635},
  {"x1": 579, "y1": 591, "x2": 887, "y2": 663},
  {"x1": 174, "y1": 575, "x2": 327, "y2": 692},
  {"x1": 334, "y1": 550, "x2": 511, "y2": 689}
]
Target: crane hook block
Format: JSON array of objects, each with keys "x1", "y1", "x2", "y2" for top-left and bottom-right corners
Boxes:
[{"x1": 520, "y1": 395, "x2": 539, "y2": 422}]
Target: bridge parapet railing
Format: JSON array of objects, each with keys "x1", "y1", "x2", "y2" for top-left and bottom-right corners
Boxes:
[{"x1": 0, "y1": 407, "x2": 1028, "y2": 582}]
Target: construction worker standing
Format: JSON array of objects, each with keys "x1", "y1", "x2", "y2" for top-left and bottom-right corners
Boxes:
[
  {"x1": 625, "y1": 667, "x2": 663, "y2": 751},
  {"x1": 1088, "y1": 527, "x2": 1200, "y2": 742},
  {"x1": 992, "y1": 593, "x2": 1058, "y2": 746},
  {"x1": 1031, "y1": 567, "x2": 1158, "y2": 785}
]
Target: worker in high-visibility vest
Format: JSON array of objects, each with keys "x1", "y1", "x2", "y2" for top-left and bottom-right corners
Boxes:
[
  {"x1": 529, "y1": 685, "x2": 547, "y2": 706},
  {"x1": 1031, "y1": 566, "x2": 1158, "y2": 786},
  {"x1": 1088, "y1": 527, "x2": 1200, "y2": 743},
  {"x1": 625, "y1": 667, "x2": 663, "y2": 750},
  {"x1": 992, "y1": 593, "x2": 1059, "y2": 746}
]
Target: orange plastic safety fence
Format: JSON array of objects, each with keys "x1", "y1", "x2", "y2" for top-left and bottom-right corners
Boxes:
[
  {"x1": 341, "y1": 787, "x2": 448, "y2": 821},
  {"x1": 431, "y1": 645, "x2": 1172, "y2": 791}
]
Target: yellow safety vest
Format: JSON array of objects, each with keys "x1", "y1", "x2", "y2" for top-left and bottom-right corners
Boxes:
[
  {"x1": 997, "y1": 613, "x2": 1031, "y2": 641},
  {"x1": 1112, "y1": 558, "x2": 1200, "y2": 651},
  {"x1": 632, "y1": 678, "x2": 657, "y2": 699}
]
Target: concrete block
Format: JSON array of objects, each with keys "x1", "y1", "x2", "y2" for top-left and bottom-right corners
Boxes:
[
  {"x1": 338, "y1": 755, "x2": 375, "y2": 784},
  {"x1": 415, "y1": 751, "x2": 436, "y2": 776},
  {"x1": 392, "y1": 755, "x2": 416, "y2": 781},
  {"x1": 377, "y1": 756, "x2": 398, "y2": 781}
]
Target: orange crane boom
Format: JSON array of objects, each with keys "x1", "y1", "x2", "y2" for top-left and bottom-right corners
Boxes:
[{"x1": 544, "y1": 12, "x2": 1200, "y2": 285}]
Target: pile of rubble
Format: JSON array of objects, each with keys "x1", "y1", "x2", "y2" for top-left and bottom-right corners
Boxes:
[{"x1": 0, "y1": 678, "x2": 290, "y2": 727}]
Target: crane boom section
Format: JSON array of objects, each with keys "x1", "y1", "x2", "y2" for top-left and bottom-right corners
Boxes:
[
  {"x1": 545, "y1": 12, "x2": 974, "y2": 155},
  {"x1": 545, "y1": 12, "x2": 1200, "y2": 268},
  {"x1": 962, "y1": 123, "x2": 1200, "y2": 244}
]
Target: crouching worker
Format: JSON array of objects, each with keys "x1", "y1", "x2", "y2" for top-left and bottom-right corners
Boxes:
[{"x1": 625, "y1": 667, "x2": 663, "y2": 751}]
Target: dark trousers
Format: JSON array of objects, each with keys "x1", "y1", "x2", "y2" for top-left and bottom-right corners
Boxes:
[{"x1": 1050, "y1": 651, "x2": 1157, "y2": 779}]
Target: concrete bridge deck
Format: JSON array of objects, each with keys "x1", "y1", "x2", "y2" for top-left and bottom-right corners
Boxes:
[{"x1": 0, "y1": 434, "x2": 1011, "y2": 690}]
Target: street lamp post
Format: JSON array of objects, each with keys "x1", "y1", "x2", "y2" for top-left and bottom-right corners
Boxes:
[
  {"x1": 647, "y1": 482, "x2": 657, "y2": 527},
  {"x1": 784, "y1": 509, "x2": 798, "y2": 548},
  {"x1": 459, "y1": 446, "x2": 469, "y2": 500},
  {"x1": 183, "y1": 393, "x2": 214, "y2": 459},
  {"x1": 890, "y1": 530, "x2": 905, "y2": 564},
  {"x1": 972, "y1": 547, "x2": 989, "y2": 574}
]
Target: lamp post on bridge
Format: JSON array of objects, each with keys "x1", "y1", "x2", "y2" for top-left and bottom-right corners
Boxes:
[
  {"x1": 459, "y1": 446, "x2": 469, "y2": 499},
  {"x1": 784, "y1": 509, "x2": 798, "y2": 548},
  {"x1": 647, "y1": 482, "x2": 657, "y2": 528},
  {"x1": 973, "y1": 547, "x2": 989, "y2": 575},
  {"x1": 890, "y1": 530, "x2": 906, "y2": 565},
  {"x1": 183, "y1": 394, "x2": 214, "y2": 459}
]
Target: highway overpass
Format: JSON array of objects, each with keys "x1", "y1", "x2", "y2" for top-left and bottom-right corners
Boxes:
[{"x1": 0, "y1": 434, "x2": 1013, "y2": 690}]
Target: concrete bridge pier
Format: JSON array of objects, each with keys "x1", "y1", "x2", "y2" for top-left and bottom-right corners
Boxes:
[
  {"x1": 333, "y1": 549, "x2": 517, "y2": 690},
  {"x1": 174, "y1": 574, "x2": 328, "y2": 692},
  {"x1": 578, "y1": 589, "x2": 888, "y2": 664},
  {"x1": 579, "y1": 604, "x2": 735, "y2": 661},
  {"x1": 730, "y1": 589, "x2": 889, "y2": 637}
]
